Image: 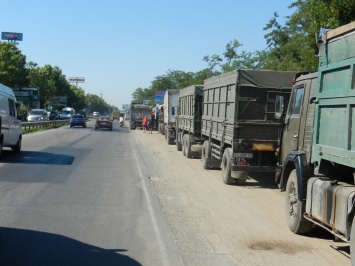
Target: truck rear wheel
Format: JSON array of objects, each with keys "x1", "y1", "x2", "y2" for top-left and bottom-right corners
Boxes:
[
  {"x1": 176, "y1": 131, "x2": 182, "y2": 151},
  {"x1": 221, "y1": 148, "x2": 234, "y2": 185},
  {"x1": 202, "y1": 141, "x2": 211, "y2": 168},
  {"x1": 182, "y1": 135, "x2": 189, "y2": 157},
  {"x1": 185, "y1": 136, "x2": 193, "y2": 158},
  {"x1": 285, "y1": 169, "x2": 313, "y2": 234},
  {"x1": 176, "y1": 140, "x2": 182, "y2": 151},
  {"x1": 167, "y1": 134, "x2": 174, "y2": 145}
]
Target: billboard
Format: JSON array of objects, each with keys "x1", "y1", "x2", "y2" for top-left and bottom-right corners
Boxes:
[
  {"x1": 49, "y1": 96, "x2": 67, "y2": 106},
  {"x1": 154, "y1": 90, "x2": 165, "y2": 104},
  {"x1": 1, "y1": 32, "x2": 23, "y2": 41},
  {"x1": 13, "y1": 87, "x2": 39, "y2": 102},
  {"x1": 69, "y1": 77, "x2": 85, "y2": 83}
]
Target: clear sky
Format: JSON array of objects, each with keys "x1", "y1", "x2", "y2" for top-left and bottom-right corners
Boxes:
[{"x1": 1, "y1": 0, "x2": 294, "y2": 109}]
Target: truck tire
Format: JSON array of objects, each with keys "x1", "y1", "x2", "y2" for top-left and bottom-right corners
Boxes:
[
  {"x1": 351, "y1": 220, "x2": 355, "y2": 266},
  {"x1": 285, "y1": 169, "x2": 313, "y2": 234},
  {"x1": 183, "y1": 135, "x2": 189, "y2": 157},
  {"x1": 202, "y1": 140, "x2": 212, "y2": 168},
  {"x1": 221, "y1": 148, "x2": 234, "y2": 185},
  {"x1": 0, "y1": 140, "x2": 2, "y2": 157},
  {"x1": 185, "y1": 136, "x2": 193, "y2": 158},
  {"x1": 167, "y1": 134, "x2": 174, "y2": 145},
  {"x1": 176, "y1": 140, "x2": 182, "y2": 151},
  {"x1": 176, "y1": 131, "x2": 182, "y2": 151},
  {"x1": 12, "y1": 137, "x2": 21, "y2": 153}
]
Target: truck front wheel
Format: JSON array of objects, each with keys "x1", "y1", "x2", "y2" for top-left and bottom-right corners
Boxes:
[
  {"x1": 285, "y1": 169, "x2": 313, "y2": 234},
  {"x1": 221, "y1": 148, "x2": 234, "y2": 185}
]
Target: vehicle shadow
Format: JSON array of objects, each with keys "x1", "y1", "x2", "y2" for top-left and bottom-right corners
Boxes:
[
  {"x1": 0, "y1": 150, "x2": 75, "y2": 165},
  {"x1": 0, "y1": 227, "x2": 141, "y2": 266}
]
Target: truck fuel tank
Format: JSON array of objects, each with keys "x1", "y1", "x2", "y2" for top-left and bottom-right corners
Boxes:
[{"x1": 305, "y1": 177, "x2": 355, "y2": 240}]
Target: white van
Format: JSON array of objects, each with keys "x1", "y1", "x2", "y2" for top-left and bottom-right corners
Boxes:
[
  {"x1": 61, "y1": 107, "x2": 75, "y2": 119},
  {"x1": 0, "y1": 83, "x2": 22, "y2": 157}
]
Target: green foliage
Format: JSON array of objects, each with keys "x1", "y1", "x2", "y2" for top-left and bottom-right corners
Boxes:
[
  {"x1": 85, "y1": 93, "x2": 112, "y2": 114},
  {"x1": 0, "y1": 42, "x2": 29, "y2": 88},
  {"x1": 263, "y1": 0, "x2": 355, "y2": 71}
]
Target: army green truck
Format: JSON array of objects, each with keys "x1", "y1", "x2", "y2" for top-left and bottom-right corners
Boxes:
[
  {"x1": 276, "y1": 22, "x2": 355, "y2": 261},
  {"x1": 200, "y1": 69, "x2": 297, "y2": 184},
  {"x1": 175, "y1": 85, "x2": 204, "y2": 158}
]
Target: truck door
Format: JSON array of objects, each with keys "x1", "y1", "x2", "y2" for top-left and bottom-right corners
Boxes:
[{"x1": 281, "y1": 86, "x2": 304, "y2": 163}]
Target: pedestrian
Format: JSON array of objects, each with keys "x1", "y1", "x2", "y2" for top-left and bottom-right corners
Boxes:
[
  {"x1": 142, "y1": 115, "x2": 148, "y2": 133},
  {"x1": 148, "y1": 112, "x2": 155, "y2": 134}
]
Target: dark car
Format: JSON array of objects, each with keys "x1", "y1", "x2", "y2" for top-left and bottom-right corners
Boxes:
[
  {"x1": 79, "y1": 111, "x2": 87, "y2": 119},
  {"x1": 70, "y1": 114, "x2": 87, "y2": 128},
  {"x1": 49, "y1": 111, "x2": 60, "y2": 120},
  {"x1": 95, "y1": 116, "x2": 113, "y2": 131}
]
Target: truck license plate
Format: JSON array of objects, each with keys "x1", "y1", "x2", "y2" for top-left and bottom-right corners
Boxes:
[{"x1": 234, "y1": 153, "x2": 253, "y2": 158}]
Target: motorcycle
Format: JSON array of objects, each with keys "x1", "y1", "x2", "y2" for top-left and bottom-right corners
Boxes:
[{"x1": 119, "y1": 121, "x2": 123, "y2": 127}]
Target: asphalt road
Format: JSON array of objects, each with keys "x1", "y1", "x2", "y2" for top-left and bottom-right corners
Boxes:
[{"x1": 0, "y1": 121, "x2": 181, "y2": 266}]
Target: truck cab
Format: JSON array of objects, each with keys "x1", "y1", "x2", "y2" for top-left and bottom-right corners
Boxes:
[{"x1": 275, "y1": 72, "x2": 318, "y2": 188}]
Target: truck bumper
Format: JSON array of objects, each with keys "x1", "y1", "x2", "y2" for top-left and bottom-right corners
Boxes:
[{"x1": 231, "y1": 164, "x2": 276, "y2": 173}]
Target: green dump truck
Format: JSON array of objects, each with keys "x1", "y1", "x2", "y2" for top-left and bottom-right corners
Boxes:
[{"x1": 276, "y1": 22, "x2": 355, "y2": 262}]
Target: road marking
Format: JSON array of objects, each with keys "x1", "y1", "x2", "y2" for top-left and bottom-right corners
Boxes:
[{"x1": 130, "y1": 138, "x2": 170, "y2": 265}]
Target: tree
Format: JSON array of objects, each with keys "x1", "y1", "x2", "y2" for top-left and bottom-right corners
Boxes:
[
  {"x1": 203, "y1": 54, "x2": 223, "y2": 74},
  {"x1": 27, "y1": 63, "x2": 72, "y2": 109},
  {"x1": 262, "y1": 0, "x2": 355, "y2": 72},
  {"x1": 222, "y1": 39, "x2": 242, "y2": 72},
  {"x1": 85, "y1": 93, "x2": 111, "y2": 114},
  {"x1": 0, "y1": 42, "x2": 28, "y2": 88},
  {"x1": 68, "y1": 85, "x2": 86, "y2": 111}
]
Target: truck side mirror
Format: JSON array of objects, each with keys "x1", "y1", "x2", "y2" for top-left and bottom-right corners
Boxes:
[{"x1": 275, "y1": 95, "x2": 285, "y2": 120}]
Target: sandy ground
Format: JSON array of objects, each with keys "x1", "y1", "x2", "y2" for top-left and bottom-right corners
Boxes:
[{"x1": 132, "y1": 129, "x2": 350, "y2": 266}]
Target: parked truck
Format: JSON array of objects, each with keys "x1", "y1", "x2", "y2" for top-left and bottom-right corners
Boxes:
[
  {"x1": 276, "y1": 21, "x2": 355, "y2": 262},
  {"x1": 199, "y1": 69, "x2": 297, "y2": 185},
  {"x1": 175, "y1": 85, "x2": 204, "y2": 158},
  {"x1": 158, "y1": 89, "x2": 179, "y2": 144},
  {"x1": 129, "y1": 103, "x2": 151, "y2": 130}
]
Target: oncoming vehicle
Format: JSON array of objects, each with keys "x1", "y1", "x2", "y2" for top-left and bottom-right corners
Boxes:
[
  {"x1": 61, "y1": 107, "x2": 75, "y2": 120},
  {"x1": 95, "y1": 116, "x2": 113, "y2": 131},
  {"x1": 70, "y1": 114, "x2": 86, "y2": 128},
  {"x1": 27, "y1": 109, "x2": 48, "y2": 122},
  {"x1": 93, "y1": 112, "x2": 100, "y2": 117},
  {"x1": 129, "y1": 103, "x2": 151, "y2": 130},
  {"x1": 112, "y1": 110, "x2": 120, "y2": 121},
  {"x1": 49, "y1": 111, "x2": 60, "y2": 120},
  {"x1": 0, "y1": 83, "x2": 22, "y2": 157}
]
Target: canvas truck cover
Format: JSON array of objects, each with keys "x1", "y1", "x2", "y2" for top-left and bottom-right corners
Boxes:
[{"x1": 204, "y1": 69, "x2": 296, "y2": 91}]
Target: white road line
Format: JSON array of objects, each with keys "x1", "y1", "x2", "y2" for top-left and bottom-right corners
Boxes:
[{"x1": 130, "y1": 138, "x2": 170, "y2": 265}]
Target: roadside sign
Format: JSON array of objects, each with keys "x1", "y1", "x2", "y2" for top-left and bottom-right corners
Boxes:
[{"x1": 13, "y1": 87, "x2": 39, "y2": 102}]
